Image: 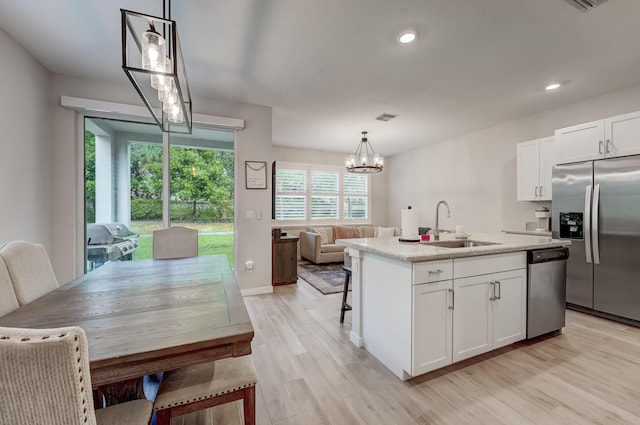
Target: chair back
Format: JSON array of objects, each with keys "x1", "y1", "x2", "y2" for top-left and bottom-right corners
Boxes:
[
  {"x1": 153, "y1": 227, "x2": 198, "y2": 260},
  {"x1": 0, "y1": 241, "x2": 59, "y2": 306},
  {"x1": 0, "y1": 257, "x2": 19, "y2": 316},
  {"x1": 0, "y1": 326, "x2": 98, "y2": 425}
]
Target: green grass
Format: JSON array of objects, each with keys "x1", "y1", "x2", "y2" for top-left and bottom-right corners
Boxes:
[
  {"x1": 130, "y1": 221, "x2": 234, "y2": 264},
  {"x1": 129, "y1": 221, "x2": 234, "y2": 235}
]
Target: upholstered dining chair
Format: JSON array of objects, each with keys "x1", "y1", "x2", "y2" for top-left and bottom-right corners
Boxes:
[
  {"x1": 0, "y1": 325, "x2": 153, "y2": 425},
  {"x1": 154, "y1": 355, "x2": 257, "y2": 425},
  {"x1": 0, "y1": 257, "x2": 19, "y2": 316},
  {"x1": 152, "y1": 226, "x2": 198, "y2": 260},
  {"x1": 0, "y1": 240, "x2": 58, "y2": 306}
]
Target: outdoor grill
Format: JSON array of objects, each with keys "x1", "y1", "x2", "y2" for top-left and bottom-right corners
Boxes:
[{"x1": 87, "y1": 222, "x2": 139, "y2": 270}]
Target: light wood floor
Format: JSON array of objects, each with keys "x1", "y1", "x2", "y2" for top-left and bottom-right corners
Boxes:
[{"x1": 175, "y1": 277, "x2": 640, "y2": 425}]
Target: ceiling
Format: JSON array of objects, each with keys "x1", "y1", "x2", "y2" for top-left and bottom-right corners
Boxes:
[{"x1": 1, "y1": 0, "x2": 640, "y2": 157}]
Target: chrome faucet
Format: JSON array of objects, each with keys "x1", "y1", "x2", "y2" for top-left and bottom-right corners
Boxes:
[{"x1": 434, "y1": 200, "x2": 451, "y2": 241}]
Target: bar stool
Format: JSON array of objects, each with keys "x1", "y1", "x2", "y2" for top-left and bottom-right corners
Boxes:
[{"x1": 340, "y1": 248, "x2": 352, "y2": 323}]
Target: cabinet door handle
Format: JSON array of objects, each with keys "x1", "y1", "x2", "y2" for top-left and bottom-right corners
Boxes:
[
  {"x1": 495, "y1": 280, "x2": 501, "y2": 300},
  {"x1": 534, "y1": 186, "x2": 539, "y2": 198},
  {"x1": 428, "y1": 269, "x2": 443, "y2": 274},
  {"x1": 490, "y1": 281, "x2": 496, "y2": 301},
  {"x1": 539, "y1": 186, "x2": 543, "y2": 197},
  {"x1": 606, "y1": 139, "x2": 612, "y2": 154},
  {"x1": 449, "y1": 288, "x2": 454, "y2": 310},
  {"x1": 599, "y1": 140, "x2": 604, "y2": 155}
]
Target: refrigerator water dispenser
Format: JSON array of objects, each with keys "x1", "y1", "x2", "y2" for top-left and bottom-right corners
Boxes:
[{"x1": 559, "y1": 212, "x2": 583, "y2": 239}]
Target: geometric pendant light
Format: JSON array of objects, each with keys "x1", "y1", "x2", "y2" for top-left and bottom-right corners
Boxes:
[{"x1": 121, "y1": 2, "x2": 192, "y2": 134}]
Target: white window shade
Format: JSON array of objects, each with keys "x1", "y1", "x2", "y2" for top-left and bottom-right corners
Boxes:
[
  {"x1": 344, "y1": 173, "x2": 368, "y2": 194},
  {"x1": 344, "y1": 196, "x2": 368, "y2": 220},
  {"x1": 274, "y1": 162, "x2": 370, "y2": 223},
  {"x1": 311, "y1": 171, "x2": 339, "y2": 193},
  {"x1": 276, "y1": 169, "x2": 306, "y2": 192},
  {"x1": 311, "y1": 196, "x2": 339, "y2": 220},
  {"x1": 275, "y1": 195, "x2": 306, "y2": 220}
]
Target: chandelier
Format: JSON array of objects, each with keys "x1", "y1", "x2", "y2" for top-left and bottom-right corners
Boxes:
[
  {"x1": 121, "y1": 1, "x2": 192, "y2": 133},
  {"x1": 345, "y1": 131, "x2": 384, "y2": 173}
]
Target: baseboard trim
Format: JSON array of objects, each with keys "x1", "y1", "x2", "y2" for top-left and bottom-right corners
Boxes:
[
  {"x1": 350, "y1": 331, "x2": 363, "y2": 347},
  {"x1": 241, "y1": 285, "x2": 274, "y2": 296}
]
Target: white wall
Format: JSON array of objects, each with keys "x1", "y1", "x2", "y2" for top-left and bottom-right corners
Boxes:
[
  {"x1": 387, "y1": 83, "x2": 640, "y2": 234},
  {"x1": 0, "y1": 28, "x2": 51, "y2": 249},
  {"x1": 271, "y1": 146, "x2": 388, "y2": 227}
]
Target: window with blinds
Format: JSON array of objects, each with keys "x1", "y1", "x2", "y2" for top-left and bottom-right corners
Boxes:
[
  {"x1": 344, "y1": 174, "x2": 368, "y2": 220},
  {"x1": 274, "y1": 168, "x2": 306, "y2": 220},
  {"x1": 274, "y1": 163, "x2": 370, "y2": 223}
]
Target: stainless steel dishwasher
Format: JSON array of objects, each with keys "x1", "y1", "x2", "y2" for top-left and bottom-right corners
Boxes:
[{"x1": 527, "y1": 247, "x2": 569, "y2": 339}]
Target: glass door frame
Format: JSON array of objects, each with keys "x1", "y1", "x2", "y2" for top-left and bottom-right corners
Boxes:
[{"x1": 71, "y1": 98, "x2": 244, "y2": 277}]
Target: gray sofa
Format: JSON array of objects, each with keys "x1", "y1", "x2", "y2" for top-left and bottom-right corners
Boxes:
[{"x1": 299, "y1": 225, "x2": 399, "y2": 264}]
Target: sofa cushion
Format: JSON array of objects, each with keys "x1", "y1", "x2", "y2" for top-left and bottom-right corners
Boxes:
[
  {"x1": 321, "y1": 244, "x2": 347, "y2": 253},
  {"x1": 333, "y1": 225, "x2": 360, "y2": 240},
  {"x1": 358, "y1": 226, "x2": 375, "y2": 238},
  {"x1": 377, "y1": 226, "x2": 396, "y2": 237},
  {"x1": 309, "y1": 227, "x2": 333, "y2": 244}
]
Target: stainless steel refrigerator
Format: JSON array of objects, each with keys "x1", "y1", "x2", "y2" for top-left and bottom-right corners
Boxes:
[{"x1": 552, "y1": 155, "x2": 640, "y2": 322}]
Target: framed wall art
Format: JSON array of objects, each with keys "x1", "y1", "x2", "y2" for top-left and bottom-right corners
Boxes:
[{"x1": 245, "y1": 160, "x2": 267, "y2": 189}]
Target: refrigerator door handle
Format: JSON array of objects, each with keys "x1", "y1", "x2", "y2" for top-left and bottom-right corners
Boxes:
[
  {"x1": 585, "y1": 185, "x2": 593, "y2": 264},
  {"x1": 592, "y1": 184, "x2": 600, "y2": 264}
]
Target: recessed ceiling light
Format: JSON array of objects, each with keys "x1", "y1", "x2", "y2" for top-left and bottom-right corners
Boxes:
[
  {"x1": 398, "y1": 31, "x2": 417, "y2": 44},
  {"x1": 545, "y1": 83, "x2": 561, "y2": 91}
]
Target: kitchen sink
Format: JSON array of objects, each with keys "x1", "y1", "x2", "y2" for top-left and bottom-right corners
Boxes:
[{"x1": 427, "y1": 240, "x2": 500, "y2": 248}]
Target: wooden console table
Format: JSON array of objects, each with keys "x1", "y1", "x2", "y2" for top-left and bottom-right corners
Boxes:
[{"x1": 272, "y1": 235, "x2": 299, "y2": 285}]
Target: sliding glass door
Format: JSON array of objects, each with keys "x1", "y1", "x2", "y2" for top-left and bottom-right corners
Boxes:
[{"x1": 84, "y1": 117, "x2": 234, "y2": 271}]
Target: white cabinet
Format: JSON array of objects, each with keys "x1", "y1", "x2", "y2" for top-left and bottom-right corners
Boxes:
[
  {"x1": 361, "y1": 252, "x2": 526, "y2": 380},
  {"x1": 605, "y1": 111, "x2": 640, "y2": 158},
  {"x1": 491, "y1": 270, "x2": 527, "y2": 348},
  {"x1": 412, "y1": 280, "x2": 453, "y2": 375},
  {"x1": 412, "y1": 259, "x2": 453, "y2": 376},
  {"x1": 452, "y1": 253, "x2": 526, "y2": 363},
  {"x1": 452, "y1": 275, "x2": 492, "y2": 362},
  {"x1": 517, "y1": 137, "x2": 554, "y2": 201},
  {"x1": 555, "y1": 119, "x2": 604, "y2": 164},
  {"x1": 556, "y1": 111, "x2": 640, "y2": 164}
]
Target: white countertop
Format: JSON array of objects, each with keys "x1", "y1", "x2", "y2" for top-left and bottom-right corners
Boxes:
[
  {"x1": 337, "y1": 232, "x2": 570, "y2": 263},
  {"x1": 502, "y1": 229, "x2": 552, "y2": 237}
]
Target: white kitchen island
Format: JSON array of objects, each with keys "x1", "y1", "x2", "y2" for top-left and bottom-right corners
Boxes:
[{"x1": 338, "y1": 233, "x2": 570, "y2": 380}]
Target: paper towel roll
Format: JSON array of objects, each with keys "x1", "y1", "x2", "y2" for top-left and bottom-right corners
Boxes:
[{"x1": 401, "y1": 207, "x2": 419, "y2": 241}]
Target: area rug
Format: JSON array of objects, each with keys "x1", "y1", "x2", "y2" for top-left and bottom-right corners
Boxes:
[{"x1": 297, "y1": 260, "x2": 349, "y2": 295}]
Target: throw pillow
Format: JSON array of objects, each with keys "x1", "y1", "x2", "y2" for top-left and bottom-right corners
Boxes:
[
  {"x1": 359, "y1": 225, "x2": 375, "y2": 238},
  {"x1": 377, "y1": 226, "x2": 396, "y2": 237},
  {"x1": 309, "y1": 227, "x2": 330, "y2": 245},
  {"x1": 333, "y1": 225, "x2": 360, "y2": 240}
]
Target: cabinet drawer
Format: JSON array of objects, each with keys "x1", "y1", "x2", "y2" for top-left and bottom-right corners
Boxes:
[
  {"x1": 413, "y1": 260, "x2": 453, "y2": 284},
  {"x1": 453, "y1": 252, "x2": 526, "y2": 279}
]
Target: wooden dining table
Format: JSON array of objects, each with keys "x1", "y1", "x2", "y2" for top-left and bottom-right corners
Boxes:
[{"x1": 0, "y1": 255, "x2": 254, "y2": 392}]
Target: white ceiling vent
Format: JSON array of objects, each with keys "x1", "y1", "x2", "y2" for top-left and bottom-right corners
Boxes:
[
  {"x1": 565, "y1": 0, "x2": 610, "y2": 12},
  {"x1": 375, "y1": 113, "x2": 398, "y2": 122}
]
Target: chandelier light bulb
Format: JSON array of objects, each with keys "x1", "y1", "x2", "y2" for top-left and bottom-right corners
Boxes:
[
  {"x1": 141, "y1": 29, "x2": 166, "y2": 71},
  {"x1": 151, "y1": 56, "x2": 171, "y2": 90},
  {"x1": 163, "y1": 87, "x2": 179, "y2": 113},
  {"x1": 168, "y1": 104, "x2": 184, "y2": 123}
]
